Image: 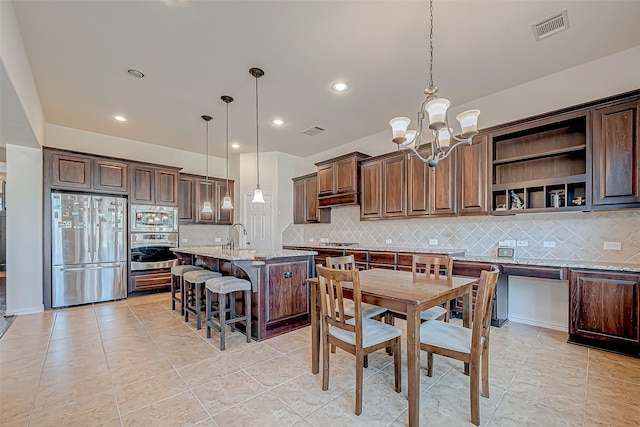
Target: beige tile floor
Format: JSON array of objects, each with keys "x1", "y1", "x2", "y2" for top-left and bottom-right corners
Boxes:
[{"x1": 1, "y1": 292, "x2": 639, "y2": 427}]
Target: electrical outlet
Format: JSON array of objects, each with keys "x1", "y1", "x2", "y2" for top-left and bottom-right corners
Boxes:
[
  {"x1": 309, "y1": 237, "x2": 314, "y2": 242},
  {"x1": 603, "y1": 241, "x2": 622, "y2": 251},
  {"x1": 505, "y1": 240, "x2": 517, "y2": 247},
  {"x1": 429, "y1": 239, "x2": 438, "y2": 245},
  {"x1": 320, "y1": 237, "x2": 329, "y2": 243},
  {"x1": 385, "y1": 239, "x2": 393, "y2": 244},
  {"x1": 543, "y1": 241, "x2": 556, "y2": 248},
  {"x1": 181, "y1": 238, "x2": 188, "y2": 243},
  {"x1": 214, "y1": 237, "x2": 221, "y2": 242},
  {"x1": 517, "y1": 240, "x2": 528, "y2": 247}
]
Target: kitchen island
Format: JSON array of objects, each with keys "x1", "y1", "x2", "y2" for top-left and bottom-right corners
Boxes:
[{"x1": 172, "y1": 246, "x2": 316, "y2": 341}]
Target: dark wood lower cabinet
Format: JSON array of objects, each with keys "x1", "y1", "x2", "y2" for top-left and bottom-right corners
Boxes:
[
  {"x1": 569, "y1": 270, "x2": 640, "y2": 356},
  {"x1": 130, "y1": 270, "x2": 172, "y2": 292}
]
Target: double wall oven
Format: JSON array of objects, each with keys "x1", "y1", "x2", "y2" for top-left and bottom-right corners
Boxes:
[{"x1": 129, "y1": 205, "x2": 179, "y2": 292}]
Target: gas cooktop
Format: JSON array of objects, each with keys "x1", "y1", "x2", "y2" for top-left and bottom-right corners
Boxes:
[{"x1": 318, "y1": 242, "x2": 358, "y2": 247}]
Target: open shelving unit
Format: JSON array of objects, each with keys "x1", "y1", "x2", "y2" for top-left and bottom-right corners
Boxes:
[{"x1": 491, "y1": 112, "x2": 591, "y2": 214}]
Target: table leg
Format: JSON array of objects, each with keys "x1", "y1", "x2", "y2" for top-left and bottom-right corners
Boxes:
[
  {"x1": 406, "y1": 305, "x2": 420, "y2": 427},
  {"x1": 463, "y1": 289, "x2": 470, "y2": 375},
  {"x1": 311, "y1": 281, "x2": 320, "y2": 374}
]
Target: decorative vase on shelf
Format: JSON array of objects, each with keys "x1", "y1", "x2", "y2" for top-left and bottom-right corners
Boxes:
[{"x1": 510, "y1": 190, "x2": 524, "y2": 210}]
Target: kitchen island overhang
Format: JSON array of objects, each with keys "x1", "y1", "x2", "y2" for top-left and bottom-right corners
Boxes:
[{"x1": 172, "y1": 246, "x2": 317, "y2": 341}]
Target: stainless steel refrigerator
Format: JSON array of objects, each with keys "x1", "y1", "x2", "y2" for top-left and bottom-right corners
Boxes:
[{"x1": 51, "y1": 192, "x2": 127, "y2": 307}]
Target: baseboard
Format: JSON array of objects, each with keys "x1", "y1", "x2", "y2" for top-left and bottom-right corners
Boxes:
[
  {"x1": 5, "y1": 305, "x2": 45, "y2": 316},
  {"x1": 508, "y1": 314, "x2": 567, "y2": 332}
]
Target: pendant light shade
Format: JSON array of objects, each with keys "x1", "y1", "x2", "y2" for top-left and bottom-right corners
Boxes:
[
  {"x1": 201, "y1": 115, "x2": 213, "y2": 214},
  {"x1": 221, "y1": 95, "x2": 234, "y2": 210},
  {"x1": 250, "y1": 67, "x2": 265, "y2": 204}
]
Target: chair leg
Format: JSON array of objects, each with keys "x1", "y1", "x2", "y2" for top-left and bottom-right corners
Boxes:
[
  {"x1": 322, "y1": 336, "x2": 330, "y2": 391},
  {"x1": 230, "y1": 293, "x2": 237, "y2": 333},
  {"x1": 179, "y1": 277, "x2": 185, "y2": 315},
  {"x1": 426, "y1": 352, "x2": 433, "y2": 377},
  {"x1": 355, "y1": 353, "x2": 364, "y2": 415},
  {"x1": 171, "y1": 275, "x2": 176, "y2": 311},
  {"x1": 244, "y1": 290, "x2": 252, "y2": 343},
  {"x1": 219, "y1": 291, "x2": 227, "y2": 351},
  {"x1": 195, "y1": 283, "x2": 202, "y2": 330},
  {"x1": 206, "y1": 288, "x2": 212, "y2": 339},
  {"x1": 481, "y1": 344, "x2": 489, "y2": 398},
  {"x1": 364, "y1": 355, "x2": 368, "y2": 368},
  {"x1": 393, "y1": 337, "x2": 401, "y2": 393},
  {"x1": 183, "y1": 281, "x2": 190, "y2": 322},
  {"x1": 331, "y1": 344, "x2": 336, "y2": 354},
  {"x1": 470, "y1": 359, "x2": 480, "y2": 426},
  {"x1": 385, "y1": 312, "x2": 395, "y2": 356},
  {"x1": 444, "y1": 300, "x2": 450, "y2": 322}
]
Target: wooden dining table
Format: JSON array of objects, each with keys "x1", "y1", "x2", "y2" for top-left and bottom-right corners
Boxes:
[{"x1": 308, "y1": 268, "x2": 478, "y2": 427}]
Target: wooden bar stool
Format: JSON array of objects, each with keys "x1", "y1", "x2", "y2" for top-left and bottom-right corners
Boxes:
[
  {"x1": 183, "y1": 269, "x2": 222, "y2": 329},
  {"x1": 170, "y1": 265, "x2": 203, "y2": 315},
  {"x1": 205, "y1": 276, "x2": 252, "y2": 351}
]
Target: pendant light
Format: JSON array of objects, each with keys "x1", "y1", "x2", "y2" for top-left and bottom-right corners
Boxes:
[
  {"x1": 250, "y1": 67, "x2": 265, "y2": 204},
  {"x1": 221, "y1": 95, "x2": 234, "y2": 210},
  {"x1": 201, "y1": 115, "x2": 213, "y2": 213}
]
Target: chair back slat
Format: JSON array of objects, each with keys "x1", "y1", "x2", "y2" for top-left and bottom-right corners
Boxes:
[
  {"x1": 412, "y1": 255, "x2": 452, "y2": 279},
  {"x1": 326, "y1": 255, "x2": 356, "y2": 270},
  {"x1": 471, "y1": 268, "x2": 500, "y2": 349},
  {"x1": 316, "y1": 265, "x2": 361, "y2": 338}
]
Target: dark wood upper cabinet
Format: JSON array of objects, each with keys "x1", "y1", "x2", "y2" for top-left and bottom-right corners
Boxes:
[
  {"x1": 316, "y1": 152, "x2": 370, "y2": 207},
  {"x1": 430, "y1": 150, "x2": 456, "y2": 215},
  {"x1": 130, "y1": 165, "x2": 155, "y2": 204},
  {"x1": 293, "y1": 178, "x2": 306, "y2": 224},
  {"x1": 292, "y1": 173, "x2": 330, "y2": 224},
  {"x1": 593, "y1": 99, "x2": 640, "y2": 207},
  {"x1": 317, "y1": 164, "x2": 334, "y2": 196},
  {"x1": 407, "y1": 152, "x2": 430, "y2": 216},
  {"x1": 458, "y1": 135, "x2": 488, "y2": 215},
  {"x1": 360, "y1": 160, "x2": 382, "y2": 219},
  {"x1": 178, "y1": 175, "x2": 195, "y2": 223},
  {"x1": 93, "y1": 160, "x2": 128, "y2": 193},
  {"x1": 195, "y1": 179, "x2": 215, "y2": 224},
  {"x1": 382, "y1": 154, "x2": 406, "y2": 218},
  {"x1": 489, "y1": 113, "x2": 589, "y2": 214},
  {"x1": 216, "y1": 180, "x2": 234, "y2": 225},
  {"x1": 51, "y1": 153, "x2": 92, "y2": 189},
  {"x1": 569, "y1": 269, "x2": 640, "y2": 354},
  {"x1": 155, "y1": 169, "x2": 178, "y2": 206}
]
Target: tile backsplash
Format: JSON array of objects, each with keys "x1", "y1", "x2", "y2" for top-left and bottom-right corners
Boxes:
[
  {"x1": 282, "y1": 206, "x2": 640, "y2": 264},
  {"x1": 179, "y1": 224, "x2": 230, "y2": 247}
]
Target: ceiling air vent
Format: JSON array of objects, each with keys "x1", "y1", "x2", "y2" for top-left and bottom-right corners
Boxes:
[
  {"x1": 303, "y1": 126, "x2": 325, "y2": 136},
  {"x1": 532, "y1": 9, "x2": 569, "y2": 41}
]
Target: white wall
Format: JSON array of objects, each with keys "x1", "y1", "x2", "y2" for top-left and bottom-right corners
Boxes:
[
  {"x1": 5, "y1": 144, "x2": 43, "y2": 314},
  {"x1": 508, "y1": 277, "x2": 569, "y2": 331},
  {"x1": 238, "y1": 151, "x2": 304, "y2": 250},
  {"x1": 0, "y1": 2, "x2": 45, "y2": 147},
  {"x1": 46, "y1": 124, "x2": 230, "y2": 178}
]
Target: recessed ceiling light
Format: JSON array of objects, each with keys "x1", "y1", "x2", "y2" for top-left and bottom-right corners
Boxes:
[
  {"x1": 127, "y1": 68, "x2": 145, "y2": 78},
  {"x1": 332, "y1": 82, "x2": 349, "y2": 92},
  {"x1": 271, "y1": 119, "x2": 285, "y2": 126},
  {"x1": 113, "y1": 115, "x2": 127, "y2": 122},
  {"x1": 231, "y1": 143, "x2": 240, "y2": 149}
]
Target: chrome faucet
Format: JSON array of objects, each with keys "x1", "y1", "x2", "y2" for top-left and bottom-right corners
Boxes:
[{"x1": 227, "y1": 223, "x2": 247, "y2": 250}]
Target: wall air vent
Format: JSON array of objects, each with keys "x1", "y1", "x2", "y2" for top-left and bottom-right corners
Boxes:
[
  {"x1": 303, "y1": 126, "x2": 325, "y2": 136},
  {"x1": 532, "y1": 9, "x2": 569, "y2": 41}
]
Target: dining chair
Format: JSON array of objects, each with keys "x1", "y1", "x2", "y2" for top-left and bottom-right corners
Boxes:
[
  {"x1": 316, "y1": 264, "x2": 402, "y2": 415},
  {"x1": 412, "y1": 255, "x2": 454, "y2": 321},
  {"x1": 419, "y1": 267, "x2": 500, "y2": 426},
  {"x1": 326, "y1": 256, "x2": 389, "y2": 320}
]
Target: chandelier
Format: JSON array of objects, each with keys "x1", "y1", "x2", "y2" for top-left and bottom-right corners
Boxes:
[{"x1": 389, "y1": 0, "x2": 480, "y2": 169}]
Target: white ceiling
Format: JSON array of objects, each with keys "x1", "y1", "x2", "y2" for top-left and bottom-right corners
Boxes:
[{"x1": 11, "y1": 0, "x2": 640, "y2": 158}]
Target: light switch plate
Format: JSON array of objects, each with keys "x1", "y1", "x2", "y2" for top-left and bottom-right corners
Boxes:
[
  {"x1": 214, "y1": 237, "x2": 221, "y2": 242},
  {"x1": 603, "y1": 241, "x2": 622, "y2": 250},
  {"x1": 429, "y1": 239, "x2": 438, "y2": 245},
  {"x1": 543, "y1": 241, "x2": 556, "y2": 248},
  {"x1": 320, "y1": 237, "x2": 329, "y2": 243},
  {"x1": 504, "y1": 240, "x2": 517, "y2": 247},
  {"x1": 385, "y1": 239, "x2": 393, "y2": 244},
  {"x1": 309, "y1": 237, "x2": 314, "y2": 242},
  {"x1": 517, "y1": 240, "x2": 528, "y2": 247},
  {"x1": 181, "y1": 238, "x2": 188, "y2": 243}
]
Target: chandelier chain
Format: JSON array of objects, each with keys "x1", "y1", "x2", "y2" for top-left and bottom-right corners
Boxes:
[
  {"x1": 429, "y1": 0, "x2": 434, "y2": 88},
  {"x1": 255, "y1": 75, "x2": 260, "y2": 188},
  {"x1": 225, "y1": 102, "x2": 230, "y2": 195}
]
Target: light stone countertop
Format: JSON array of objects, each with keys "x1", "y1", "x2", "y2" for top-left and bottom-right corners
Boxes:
[
  {"x1": 172, "y1": 246, "x2": 317, "y2": 262},
  {"x1": 283, "y1": 243, "x2": 640, "y2": 273}
]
